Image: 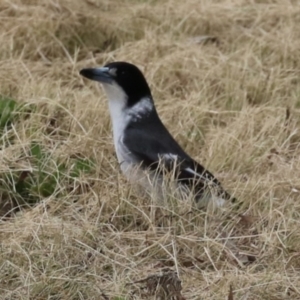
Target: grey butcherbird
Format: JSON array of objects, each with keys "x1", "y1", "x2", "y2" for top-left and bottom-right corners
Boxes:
[{"x1": 80, "y1": 61, "x2": 236, "y2": 208}]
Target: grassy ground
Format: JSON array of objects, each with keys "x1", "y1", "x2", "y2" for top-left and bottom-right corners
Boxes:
[{"x1": 1, "y1": 0, "x2": 300, "y2": 299}]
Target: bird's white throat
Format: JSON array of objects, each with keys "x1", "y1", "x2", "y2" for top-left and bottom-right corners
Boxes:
[{"x1": 101, "y1": 82, "x2": 153, "y2": 161}]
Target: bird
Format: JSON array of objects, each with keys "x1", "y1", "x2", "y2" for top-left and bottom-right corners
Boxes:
[{"x1": 80, "y1": 61, "x2": 236, "y2": 208}]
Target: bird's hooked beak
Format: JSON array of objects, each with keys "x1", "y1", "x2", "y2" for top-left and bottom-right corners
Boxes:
[{"x1": 80, "y1": 67, "x2": 113, "y2": 84}]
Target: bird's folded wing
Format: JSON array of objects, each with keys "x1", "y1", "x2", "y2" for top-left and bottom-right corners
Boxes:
[{"x1": 122, "y1": 128, "x2": 222, "y2": 189}]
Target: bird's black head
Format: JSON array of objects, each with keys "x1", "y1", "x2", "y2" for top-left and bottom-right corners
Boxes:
[{"x1": 80, "y1": 61, "x2": 152, "y2": 107}]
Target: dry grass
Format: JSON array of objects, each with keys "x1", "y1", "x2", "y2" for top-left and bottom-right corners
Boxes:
[{"x1": 1, "y1": 0, "x2": 300, "y2": 299}]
